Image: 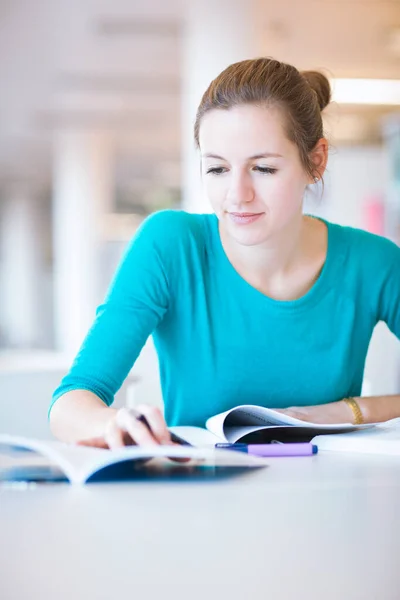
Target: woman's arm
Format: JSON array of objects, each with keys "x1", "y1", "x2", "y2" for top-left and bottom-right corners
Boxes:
[
  {"x1": 276, "y1": 394, "x2": 400, "y2": 424},
  {"x1": 49, "y1": 212, "x2": 177, "y2": 444},
  {"x1": 281, "y1": 236, "x2": 400, "y2": 426},
  {"x1": 49, "y1": 390, "x2": 118, "y2": 443},
  {"x1": 49, "y1": 389, "x2": 172, "y2": 448}
]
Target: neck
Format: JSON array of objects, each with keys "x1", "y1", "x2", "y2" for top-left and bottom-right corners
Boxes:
[{"x1": 219, "y1": 213, "x2": 308, "y2": 284}]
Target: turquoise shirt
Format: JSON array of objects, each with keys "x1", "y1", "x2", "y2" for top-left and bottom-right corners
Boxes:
[{"x1": 50, "y1": 210, "x2": 400, "y2": 426}]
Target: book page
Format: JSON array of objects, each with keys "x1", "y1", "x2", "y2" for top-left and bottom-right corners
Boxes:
[
  {"x1": 223, "y1": 425, "x2": 276, "y2": 443},
  {"x1": 0, "y1": 435, "x2": 118, "y2": 483},
  {"x1": 169, "y1": 426, "x2": 220, "y2": 446},
  {"x1": 0, "y1": 434, "x2": 267, "y2": 484}
]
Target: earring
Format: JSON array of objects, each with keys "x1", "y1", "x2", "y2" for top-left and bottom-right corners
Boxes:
[{"x1": 313, "y1": 177, "x2": 319, "y2": 183}]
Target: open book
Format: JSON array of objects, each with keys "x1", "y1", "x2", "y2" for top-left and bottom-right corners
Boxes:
[
  {"x1": 170, "y1": 405, "x2": 374, "y2": 446},
  {"x1": 0, "y1": 434, "x2": 266, "y2": 485}
]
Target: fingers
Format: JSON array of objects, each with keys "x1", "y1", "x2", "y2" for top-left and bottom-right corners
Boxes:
[
  {"x1": 115, "y1": 407, "x2": 160, "y2": 447},
  {"x1": 135, "y1": 404, "x2": 172, "y2": 445},
  {"x1": 104, "y1": 417, "x2": 128, "y2": 449},
  {"x1": 76, "y1": 423, "x2": 130, "y2": 450},
  {"x1": 77, "y1": 437, "x2": 109, "y2": 449},
  {"x1": 77, "y1": 405, "x2": 174, "y2": 451}
]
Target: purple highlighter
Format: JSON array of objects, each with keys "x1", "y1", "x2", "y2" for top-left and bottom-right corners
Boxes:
[{"x1": 215, "y1": 443, "x2": 318, "y2": 457}]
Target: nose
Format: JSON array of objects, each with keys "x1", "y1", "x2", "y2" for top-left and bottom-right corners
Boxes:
[{"x1": 226, "y1": 171, "x2": 255, "y2": 205}]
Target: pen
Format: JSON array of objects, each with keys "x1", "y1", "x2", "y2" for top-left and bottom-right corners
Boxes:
[
  {"x1": 214, "y1": 443, "x2": 318, "y2": 457},
  {"x1": 136, "y1": 414, "x2": 192, "y2": 446}
]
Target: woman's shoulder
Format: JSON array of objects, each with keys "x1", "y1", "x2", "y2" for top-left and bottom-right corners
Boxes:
[
  {"x1": 132, "y1": 209, "x2": 215, "y2": 258},
  {"x1": 332, "y1": 220, "x2": 398, "y2": 253},
  {"x1": 329, "y1": 219, "x2": 400, "y2": 275},
  {"x1": 136, "y1": 209, "x2": 210, "y2": 236},
  {"x1": 139, "y1": 209, "x2": 210, "y2": 235}
]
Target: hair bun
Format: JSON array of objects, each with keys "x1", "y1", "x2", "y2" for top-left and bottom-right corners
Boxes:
[{"x1": 301, "y1": 70, "x2": 331, "y2": 111}]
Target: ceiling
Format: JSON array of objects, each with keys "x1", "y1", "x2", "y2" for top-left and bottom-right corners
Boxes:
[{"x1": 0, "y1": 0, "x2": 399, "y2": 192}]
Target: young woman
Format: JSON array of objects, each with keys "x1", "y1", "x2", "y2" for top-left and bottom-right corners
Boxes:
[{"x1": 49, "y1": 57, "x2": 400, "y2": 449}]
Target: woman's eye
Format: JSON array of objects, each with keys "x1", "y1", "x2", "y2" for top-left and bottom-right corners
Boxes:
[
  {"x1": 206, "y1": 167, "x2": 227, "y2": 175},
  {"x1": 205, "y1": 166, "x2": 276, "y2": 175},
  {"x1": 253, "y1": 166, "x2": 277, "y2": 174}
]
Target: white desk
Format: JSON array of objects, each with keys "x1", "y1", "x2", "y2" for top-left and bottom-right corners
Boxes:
[{"x1": 1, "y1": 452, "x2": 400, "y2": 600}]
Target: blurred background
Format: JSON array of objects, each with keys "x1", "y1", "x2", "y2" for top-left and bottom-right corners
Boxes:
[{"x1": 0, "y1": 0, "x2": 399, "y2": 437}]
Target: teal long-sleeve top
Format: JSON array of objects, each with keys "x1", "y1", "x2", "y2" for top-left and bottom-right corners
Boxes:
[{"x1": 50, "y1": 210, "x2": 400, "y2": 426}]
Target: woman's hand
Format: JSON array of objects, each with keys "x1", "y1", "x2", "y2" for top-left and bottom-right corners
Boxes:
[
  {"x1": 273, "y1": 400, "x2": 354, "y2": 425},
  {"x1": 77, "y1": 405, "x2": 177, "y2": 450}
]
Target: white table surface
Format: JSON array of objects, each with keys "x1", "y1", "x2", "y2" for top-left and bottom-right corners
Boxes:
[{"x1": 1, "y1": 451, "x2": 400, "y2": 600}]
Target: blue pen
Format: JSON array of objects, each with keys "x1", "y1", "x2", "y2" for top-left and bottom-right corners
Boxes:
[{"x1": 215, "y1": 443, "x2": 318, "y2": 457}]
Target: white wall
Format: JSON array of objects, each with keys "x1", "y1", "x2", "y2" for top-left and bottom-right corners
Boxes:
[
  {"x1": 0, "y1": 354, "x2": 138, "y2": 439},
  {"x1": 306, "y1": 145, "x2": 400, "y2": 396}
]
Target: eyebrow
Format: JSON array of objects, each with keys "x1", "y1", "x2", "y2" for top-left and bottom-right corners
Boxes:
[{"x1": 202, "y1": 152, "x2": 283, "y2": 160}]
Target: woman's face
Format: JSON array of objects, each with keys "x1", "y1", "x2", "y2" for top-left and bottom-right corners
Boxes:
[{"x1": 199, "y1": 104, "x2": 316, "y2": 247}]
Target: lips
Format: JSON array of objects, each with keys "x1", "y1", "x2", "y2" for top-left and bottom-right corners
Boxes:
[{"x1": 228, "y1": 212, "x2": 264, "y2": 225}]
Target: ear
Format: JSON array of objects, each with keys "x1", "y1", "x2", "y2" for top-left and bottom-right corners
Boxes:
[{"x1": 308, "y1": 138, "x2": 329, "y2": 184}]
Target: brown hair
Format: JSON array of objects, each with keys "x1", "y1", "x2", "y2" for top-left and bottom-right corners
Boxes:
[{"x1": 194, "y1": 57, "x2": 331, "y2": 181}]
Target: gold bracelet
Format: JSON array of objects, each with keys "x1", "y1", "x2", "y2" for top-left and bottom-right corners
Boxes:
[{"x1": 343, "y1": 397, "x2": 364, "y2": 425}]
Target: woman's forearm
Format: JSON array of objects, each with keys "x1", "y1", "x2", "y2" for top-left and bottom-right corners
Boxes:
[
  {"x1": 49, "y1": 390, "x2": 117, "y2": 443},
  {"x1": 356, "y1": 395, "x2": 400, "y2": 424},
  {"x1": 275, "y1": 394, "x2": 400, "y2": 424}
]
